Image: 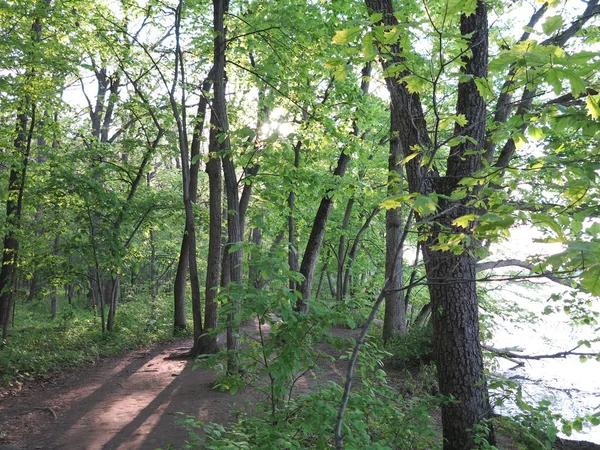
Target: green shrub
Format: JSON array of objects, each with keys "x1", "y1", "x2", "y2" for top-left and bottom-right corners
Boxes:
[
  {"x1": 385, "y1": 325, "x2": 433, "y2": 369},
  {"x1": 178, "y1": 382, "x2": 441, "y2": 450}
]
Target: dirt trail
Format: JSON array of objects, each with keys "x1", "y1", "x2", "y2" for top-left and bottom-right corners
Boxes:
[
  {"x1": 0, "y1": 326, "x2": 356, "y2": 450},
  {"x1": 0, "y1": 337, "x2": 252, "y2": 450}
]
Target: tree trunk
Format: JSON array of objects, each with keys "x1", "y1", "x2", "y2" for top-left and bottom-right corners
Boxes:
[
  {"x1": 150, "y1": 229, "x2": 157, "y2": 302},
  {"x1": 336, "y1": 198, "x2": 354, "y2": 302},
  {"x1": 212, "y1": 0, "x2": 240, "y2": 368},
  {"x1": 288, "y1": 141, "x2": 301, "y2": 291},
  {"x1": 295, "y1": 64, "x2": 370, "y2": 312},
  {"x1": 173, "y1": 233, "x2": 189, "y2": 331},
  {"x1": 296, "y1": 150, "x2": 350, "y2": 312},
  {"x1": 173, "y1": 73, "x2": 213, "y2": 333},
  {"x1": 106, "y1": 276, "x2": 120, "y2": 332},
  {"x1": 383, "y1": 109, "x2": 406, "y2": 342},
  {"x1": 195, "y1": 155, "x2": 221, "y2": 356},
  {"x1": 0, "y1": 109, "x2": 34, "y2": 340},
  {"x1": 365, "y1": 0, "x2": 493, "y2": 447},
  {"x1": 424, "y1": 246, "x2": 490, "y2": 448}
]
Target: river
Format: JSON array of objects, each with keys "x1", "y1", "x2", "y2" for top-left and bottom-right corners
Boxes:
[{"x1": 487, "y1": 230, "x2": 600, "y2": 444}]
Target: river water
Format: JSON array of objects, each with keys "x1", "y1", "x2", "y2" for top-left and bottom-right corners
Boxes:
[{"x1": 487, "y1": 231, "x2": 600, "y2": 443}]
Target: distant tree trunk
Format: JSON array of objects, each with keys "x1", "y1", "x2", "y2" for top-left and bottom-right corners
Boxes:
[
  {"x1": 216, "y1": 3, "x2": 242, "y2": 370},
  {"x1": 288, "y1": 141, "x2": 301, "y2": 291},
  {"x1": 342, "y1": 207, "x2": 379, "y2": 297},
  {"x1": 150, "y1": 229, "x2": 157, "y2": 302},
  {"x1": 173, "y1": 74, "x2": 213, "y2": 333},
  {"x1": 173, "y1": 233, "x2": 189, "y2": 331},
  {"x1": 336, "y1": 198, "x2": 353, "y2": 302},
  {"x1": 248, "y1": 226, "x2": 263, "y2": 288},
  {"x1": 106, "y1": 276, "x2": 120, "y2": 332},
  {"x1": 383, "y1": 110, "x2": 406, "y2": 342},
  {"x1": 296, "y1": 64, "x2": 370, "y2": 312},
  {"x1": 0, "y1": 107, "x2": 35, "y2": 340},
  {"x1": 50, "y1": 235, "x2": 61, "y2": 320}
]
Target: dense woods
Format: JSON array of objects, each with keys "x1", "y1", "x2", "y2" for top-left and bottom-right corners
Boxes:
[{"x1": 1, "y1": 0, "x2": 600, "y2": 448}]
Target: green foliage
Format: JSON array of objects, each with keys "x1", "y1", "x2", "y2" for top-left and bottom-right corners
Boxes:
[
  {"x1": 0, "y1": 294, "x2": 179, "y2": 384},
  {"x1": 190, "y1": 382, "x2": 440, "y2": 450},
  {"x1": 385, "y1": 325, "x2": 434, "y2": 370}
]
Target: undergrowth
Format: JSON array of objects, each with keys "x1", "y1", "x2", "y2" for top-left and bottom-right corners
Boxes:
[{"x1": 0, "y1": 295, "x2": 184, "y2": 385}]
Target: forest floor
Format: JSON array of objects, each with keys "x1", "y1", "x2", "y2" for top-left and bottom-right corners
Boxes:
[
  {"x1": 1, "y1": 323, "x2": 598, "y2": 450},
  {"x1": 0, "y1": 322, "x2": 358, "y2": 450}
]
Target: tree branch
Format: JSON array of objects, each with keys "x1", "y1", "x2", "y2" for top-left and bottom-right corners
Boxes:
[{"x1": 476, "y1": 258, "x2": 583, "y2": 290}]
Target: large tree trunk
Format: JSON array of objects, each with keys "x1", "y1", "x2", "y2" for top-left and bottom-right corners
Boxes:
[
  {"x1": 424, "y1": 245, "x2": 490, "y2": 448},
  {"x1": 365, "y1": 0, "x2": 493, "y2": 447}
]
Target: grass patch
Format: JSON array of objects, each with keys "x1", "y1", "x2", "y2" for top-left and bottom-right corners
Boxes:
[{"x1": 0, "y1": 295, "x2": 190, "y2": 385}]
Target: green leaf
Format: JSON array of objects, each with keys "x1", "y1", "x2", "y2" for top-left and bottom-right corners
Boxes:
[
  {"x1": 562, "y1": 69, "x2": 587, "y2": 97},
  {"x1": 586, "y1": 95, "x2": 600, "y2": 120},
  {"x1": 401, "y1": 152, "x2": 419, "y2": 165},
  {"x1": 580, "y1": 264, "x2": 600, "y2": 295},
  {"x1": 568, "y1": 51, "x2": 600, "y2": 65},
  {"x1": 531, "y1": 213, "x2": 563, "y2": 237},
  {"x1": 474, "y1": 77, "x2": 494, "y2": 101},
  {"x1": 453, "y1": 214, "x2": 477, "y2": 229},
  {"x1": 529, "y1": 125, "x2": 545, "y2": 141},
  {"x1": 333, "y1": 65, "x2": 347, "y2": 81},
  {"x1": 361, "y1": 31, "x2": 378, "y2": 61},
  {"x1": 401, "y1": 75, "x2": 428, "y2": 93},
  {"x1": 381, "y1": 198, "x2": 402, "y2": 210},
  {"x1": 545, "y1": 68, "x2": 562, "y2": 95},
  {"x1": 413, "y1": 194, "x2": 437, "y2": 215},
  {"x1": 450, "y1": 114, "x2": 468, "y2": 127},
  {"x1": 447, "y1": 0, "x2": 477, "y2": 16},
  {"x1": 332, "y1": 27, "x2": 361, "y2": 45},
  {"x1": 369, "y1": 12, "x2": 383, "y2": 24},
  {"x1": 542, "y1": 15, "x2": 563, "y2": 35},
  {"x1": 513, "y1": 133, "x2": 528, "y2": 150}
]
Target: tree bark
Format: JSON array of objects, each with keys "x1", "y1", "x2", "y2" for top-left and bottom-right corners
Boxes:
[
  {"x1": 195, "y1": 147, "x2": 221, "y2": 356},
  {"x1": 383, "y1": 108, "x2": 405, "y2": 342},
  {"x1": 365, "y1": 0, "x2": 493, "y2": 447},
  {"x1": 211, "y1": 0, "x2": 241, "y2": 368},
  {"x1": 173, "y1": 74, "x2": 213, "y2": 333},
  {"x1": 0, "y1": 108, "x2": 34, "y2": 340},
  {"x1": 288, "y1": 141, "x2": 301, "y2": 292},
  {"x1": 296, "y1": 150, "x2": 351, "y2": 312}
]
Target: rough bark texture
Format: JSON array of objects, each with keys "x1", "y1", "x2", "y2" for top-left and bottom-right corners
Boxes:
[
  {"x1": 288, "y1": 141, "x2": 301, "y2": 292},
  {"x1": 296, "y1": 148, "x2": 351, "y2": 312},
  {"x1": 365, "y1": 0, "x2": 492, "y2": 448}
]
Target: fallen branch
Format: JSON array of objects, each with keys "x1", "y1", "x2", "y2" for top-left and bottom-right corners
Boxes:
[{"x1": 35, "y1": 406, "x2": 57, "y2": 420}]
